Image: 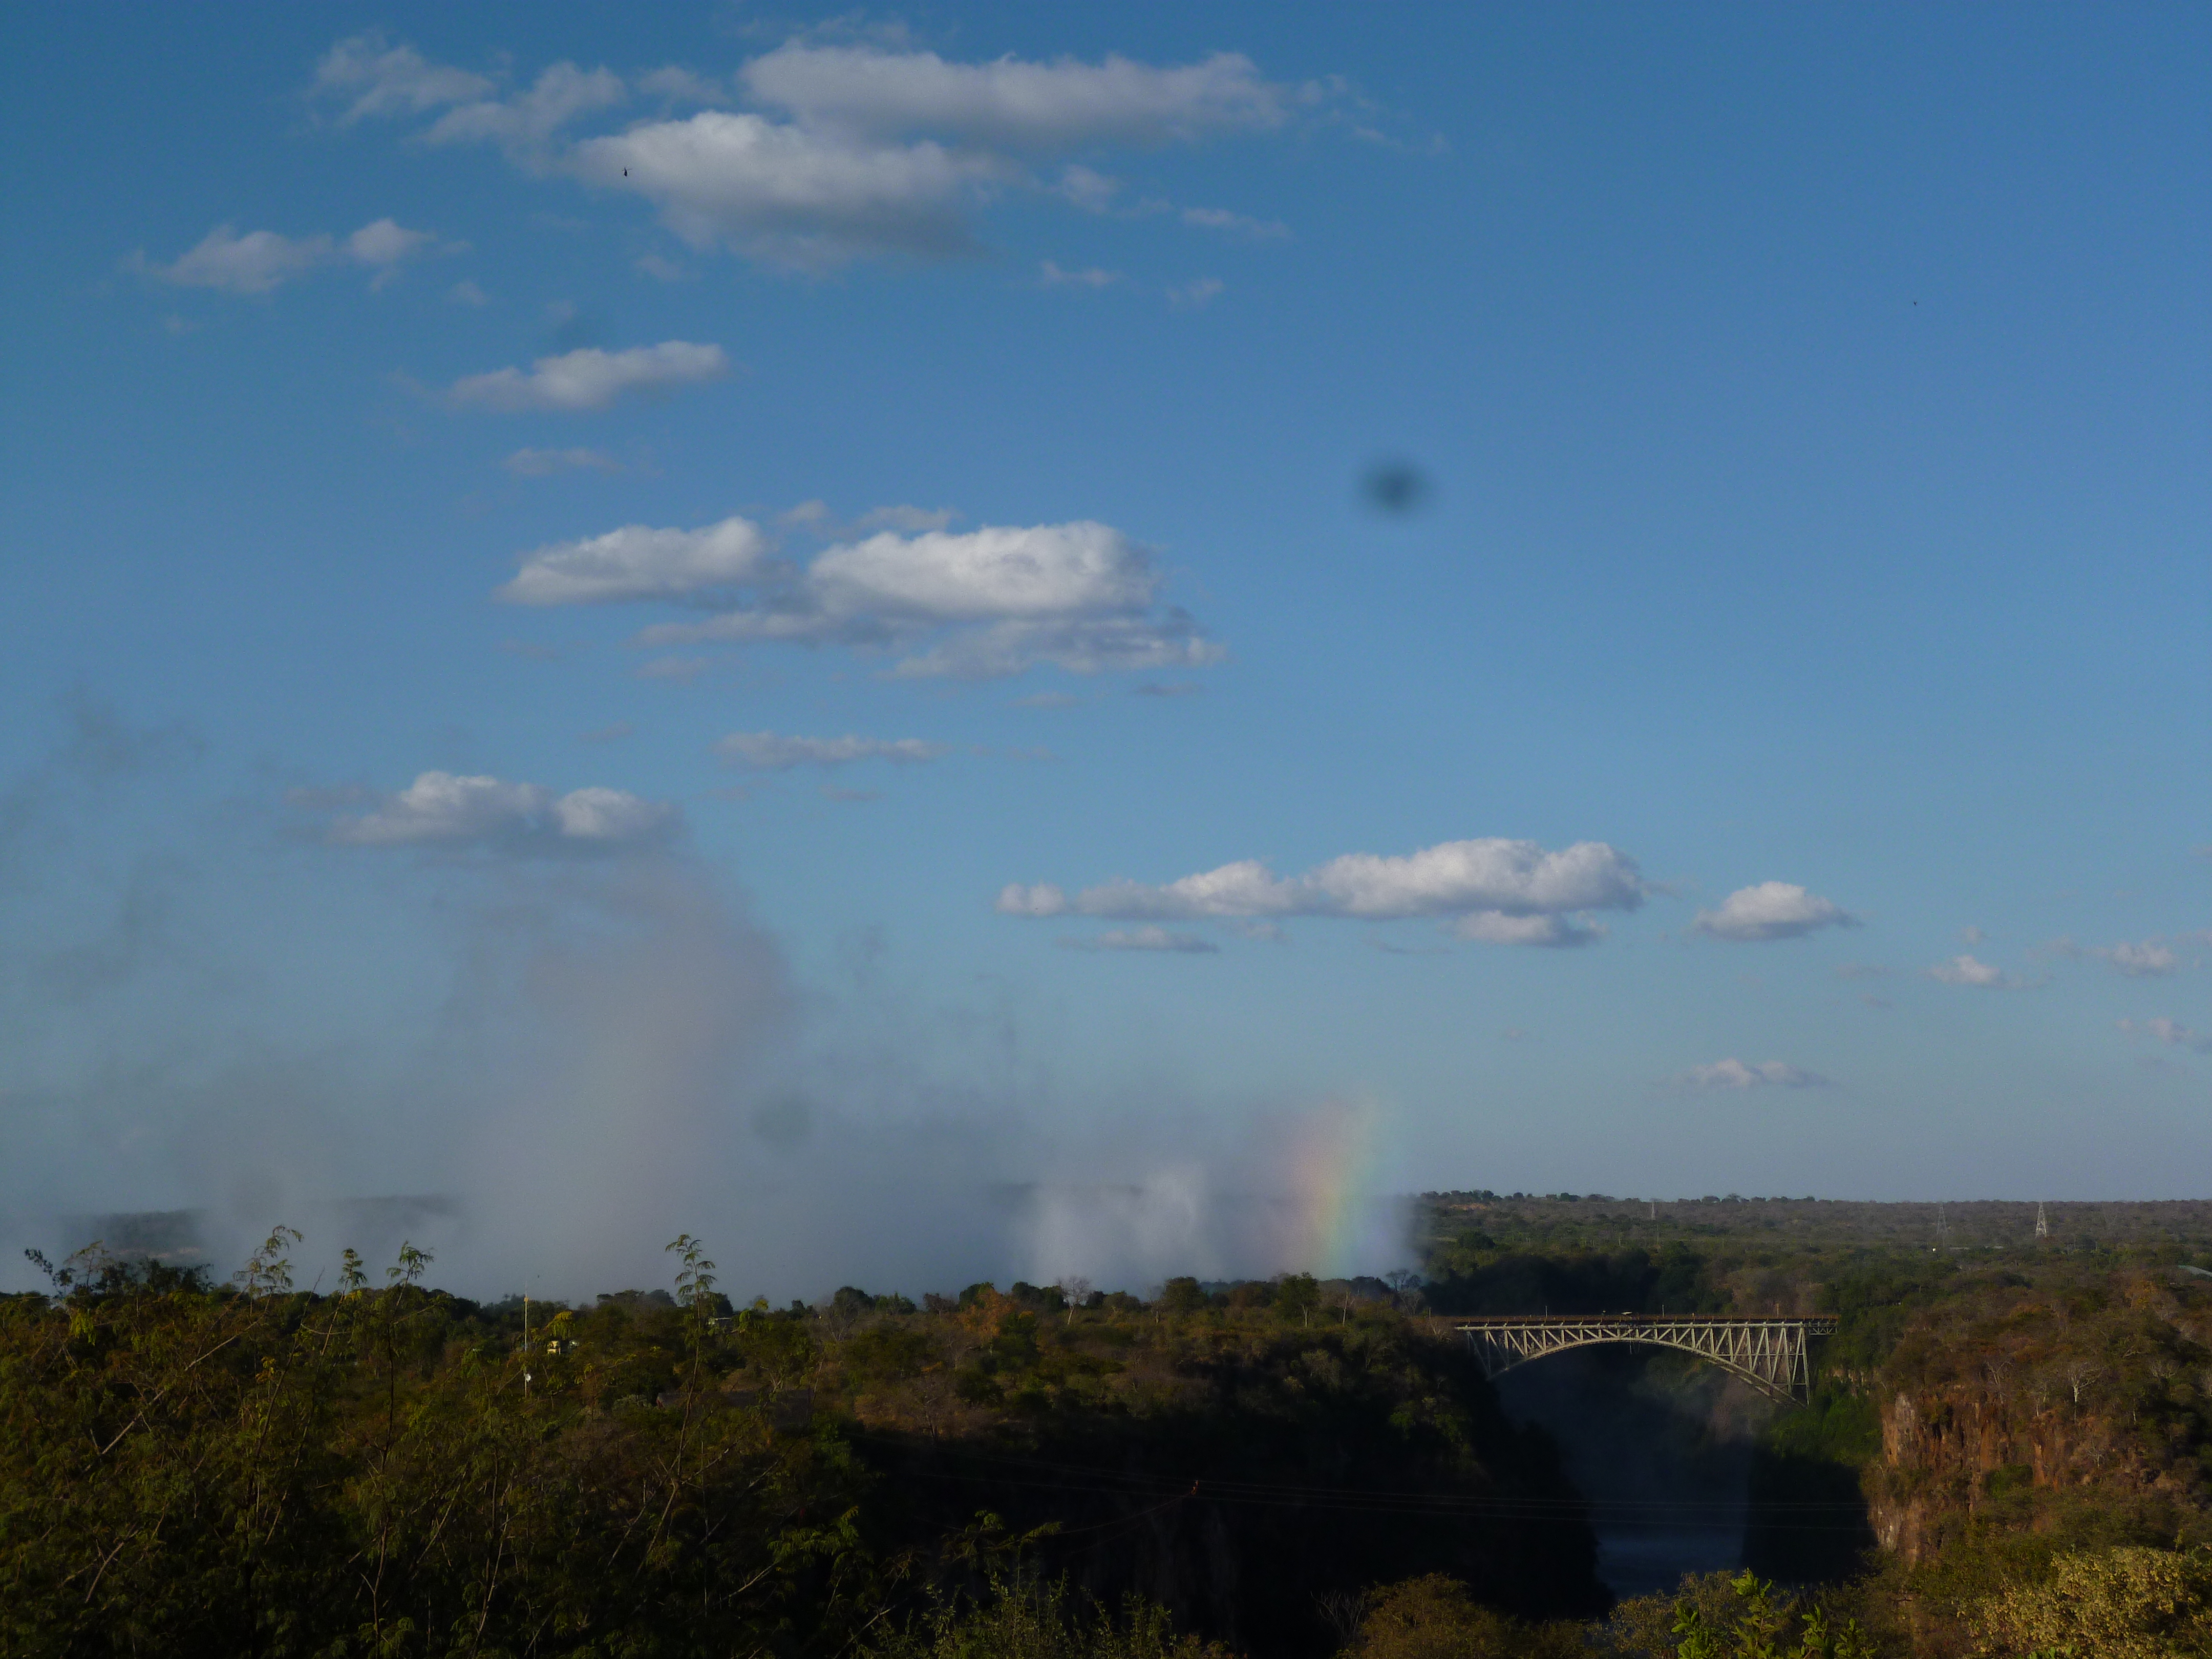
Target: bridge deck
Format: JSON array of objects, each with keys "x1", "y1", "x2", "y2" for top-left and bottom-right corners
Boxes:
[
  {"x1": 1455, "y1": 1314, "x2": 1836, "y2": 1403},
  {"x1": 1456, "y1": 1315, "x2": 1838, "y2": 1330}
]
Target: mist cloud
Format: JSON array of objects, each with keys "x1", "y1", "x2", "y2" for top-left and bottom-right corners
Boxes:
[{"x1": 2, "y1": 704, "x2": 1410, "y2": 1302}]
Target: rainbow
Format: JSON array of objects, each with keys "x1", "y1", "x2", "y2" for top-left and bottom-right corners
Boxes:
[{"x1": 1281, "y1": 1096, "x2": 1391, "y2": 1279}]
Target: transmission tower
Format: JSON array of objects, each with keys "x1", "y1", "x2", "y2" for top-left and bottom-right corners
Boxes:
[{"x1": 2036, "y1": 1201, "x2": 2050, "y2": 1240}]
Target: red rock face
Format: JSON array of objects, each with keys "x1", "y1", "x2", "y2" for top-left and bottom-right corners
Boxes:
[{"x1": 1860, "y1": 1270, "x2": 2211, "y2": 1564}]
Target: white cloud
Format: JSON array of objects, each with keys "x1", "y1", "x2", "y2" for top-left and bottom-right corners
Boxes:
[
  {"x1": 321, "y1": 771, "x2": 675, "y2": 850},
  {"x1": 574, "y1": 113, "x2": 1001, "y2": 269},
  {"x1": 312, "y1": 35, "x2": 1318, "y2": 274},
  {"x1": 499, "y1": 516, "x2": 768, "y2": 606},
  {"x1": 2101, "y1": 940, "x2": 2181, "y2": 976},
  {"x1": 1002, "y1": 838, "x2": 1644, "y2": 941},
  {"x1": 996, "y1": 883, "x2": 1068, "y2": 917},
  {"x1": 448, "y1": 341, "x2": 729, "y2": 412},
  {"x1": 737, "y1": 45, "x2": 1291, "y2": 148},
  {"x1": 1058, "y1": 926, "x2": 1219, "y2": 954},
  {"x1": 345, "y1": 217, "x2": 435, "y2": 268},
  {"x1": 424, "y1": 63, "x2": 627, "y2": 160},
  {"x1": 145, "y1": 225, "x2": 333, "y2": 294},
  {"x1": 634, "y1": 656, "x2": 707, "y2": 683},
  {"x1": 854, "y1": 504, "x2": 959, "y2": 534},
  {"x1": 639, "y1": 66, "x2": 728, "y2": 107},
  {"x1": 503, "y1": 446, "x2": 625, "y2": 477},
  {"x1": 2048, "y1": 935, "x2": 2192, "y2": 976},
  {"x1": 312, "y1": 33, "x2": 495, "y2": 124},
  {"x1": 138, "y1": 217, "x2": 448, "y2": 296},
  {"x1": 2118, "y1": 1017, "x2": 2211, "y2": 1053},
  {"x1": 1679, "y1": 1058, "x2": 1831, "y2": 1090},
  {"x1": 1927, "y1": 953, "x2": 2017, "y2": 988},
  {"x1": 811, "y1": 522, "x2": 1154, "y2": 618},
  {"x1": 877, "y1": 615, "x2": 1220, "y2": 680},
  {"x1": 1054, "y1": 165, "x2": 1120, "y2": 212},
  {"x1": 1040, "y1": 260, "x2": 1120, "y2": 288},
  {"x1": 1180, "y1": 206, "x2": 1288, "y2": 239},
  {"x1": 562, "y1": 519, "x2": 1220, "y2": 680},
  {"x1": 448, "y1": 280, "x2": 491, "y2": 306},
  {"x1": 1454, "y1": 912, "x2": 1605, "y2": 948},
  {"x1": 715, "y1": 732, "x2": 948, "y2": 770},
  {"x1": 550, "y1": 786, "x2": 674, "y2": 842},
  {"x1": 1168, "y1": 276, "x2": 1226, "y2": 309},
  {"x1": 1693, "y1": 882, "x2": 1854, "y2": 942}
]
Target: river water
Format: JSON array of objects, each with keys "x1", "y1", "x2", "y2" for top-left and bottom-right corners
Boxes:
[{"x1": 1492, "y1": 1346, "x2": 1776, "y2": 1600}]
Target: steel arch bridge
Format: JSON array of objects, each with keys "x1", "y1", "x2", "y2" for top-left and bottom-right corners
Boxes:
[{"x1": 1457, "y1": 1315, "x2": 1838, "y2": 1405}]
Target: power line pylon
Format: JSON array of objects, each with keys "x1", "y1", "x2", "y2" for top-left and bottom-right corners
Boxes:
[{"x1": 2035, "y1": 1201, "x2": 2050, "y2": 1240}]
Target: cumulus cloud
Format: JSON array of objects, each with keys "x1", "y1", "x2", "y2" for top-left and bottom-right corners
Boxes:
[
  {"x1": 2118, "y1": 1017, "x2": 2211, "y2": 1054},
  {"x1": 503, "y1": 446, "x2": 625, "y2": 477},
  {"x1": 1693, "y1": 882, "x2": 1854, "y2": 942},
  {"x1": 737, "y1": 45, "x2": 1291, "y2": 148},
  {"x1": 504, "y1": 517, "x2": 1216, "y2": 680},
  {"x1": 854, "y1": 504, "x2": 958, "y2": 534},
  {"x1": 1678, "y1": 1059, "x2": 1830, "y2": 1090},
  {"x1": 312, "y1": 33, "x2": 495, "y2": 124},
  {"x1": 311, "y1": 35, "x2": 1312, "y2": 272},
  {"x1": 2052, "y1": 936, "x2": 2189, "y2": 977},
  {"x1": 1058, "y1": 926, "x2": 1219, "y2": 955},
  {"x1": 1054, "y1": 165, "x2": 1121, "y2": 212},
  {"x1": 1927, "y1": 953, "x2": 2024, "y2": 988},
  {"x1": 499, "y1": 516, "x2": 768, "y2": 605},
  {"x1": 345, "y1": 218, "x2": 437, "y2": 269},
  {"x1": 136, "y1": 218, "x2": 444, "y2": 295},
  {"x1": 573, "y1": 113, "x2": 1000, "y2": 268},
  {"x1": 143, "y1": 226, "x2": 332, "y2": 294},
  {"x1": 715, "y1": 733, "x2": 947, "y2": 770},
  {"x1": 1180, "y1": 206, "x2": 1288, "y2": 239},
  {"x1": 1040, "y1": 260, "x2": 1120, "y2": 288},
  {"x1": 1453, "y1": 912, "x2": 1604, "y2": 948},
  {"x1": 448, "y1": 341, "x2": 729, "y2": 413},
  {"x1": 2088, "y1": 942, "x2": 2176, "y2": 982},
  {"x1": 875, "y1": 615, "x2": 1218, "y2": 680},
  {"x1": 2102, "y1": 941, "x2": 2182, "y2": 976},
  {"x1": 1000, "y1": 838, "x2": 1643, "y2": 946},
  {"x1": 639, "y1": 66, "x2": 728, "y2": 107},
  {"x1": 997, "y1": 883, "x2": 1069, "y2": 917},
  {"x1": 316, "y1": 771, "x2": 676, "y2": 851},
  {"x1": 426, "y1": 63, "x2": 626, "y2": 160}
]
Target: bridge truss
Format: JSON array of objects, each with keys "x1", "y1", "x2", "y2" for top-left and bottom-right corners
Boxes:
[{"x1": 1457, "y1": 1315, "x2": 1838, "y2": 1405}]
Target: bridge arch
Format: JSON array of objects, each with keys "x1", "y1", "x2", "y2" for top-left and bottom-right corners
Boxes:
[{"x1": 1457, "y1": 1315, "x2": 1836, "y2": 1405}]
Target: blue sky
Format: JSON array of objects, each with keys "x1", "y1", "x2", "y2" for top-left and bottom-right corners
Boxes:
[{"x1": 2, "y1": 5, "x2": 2207, "y2": 1292}]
